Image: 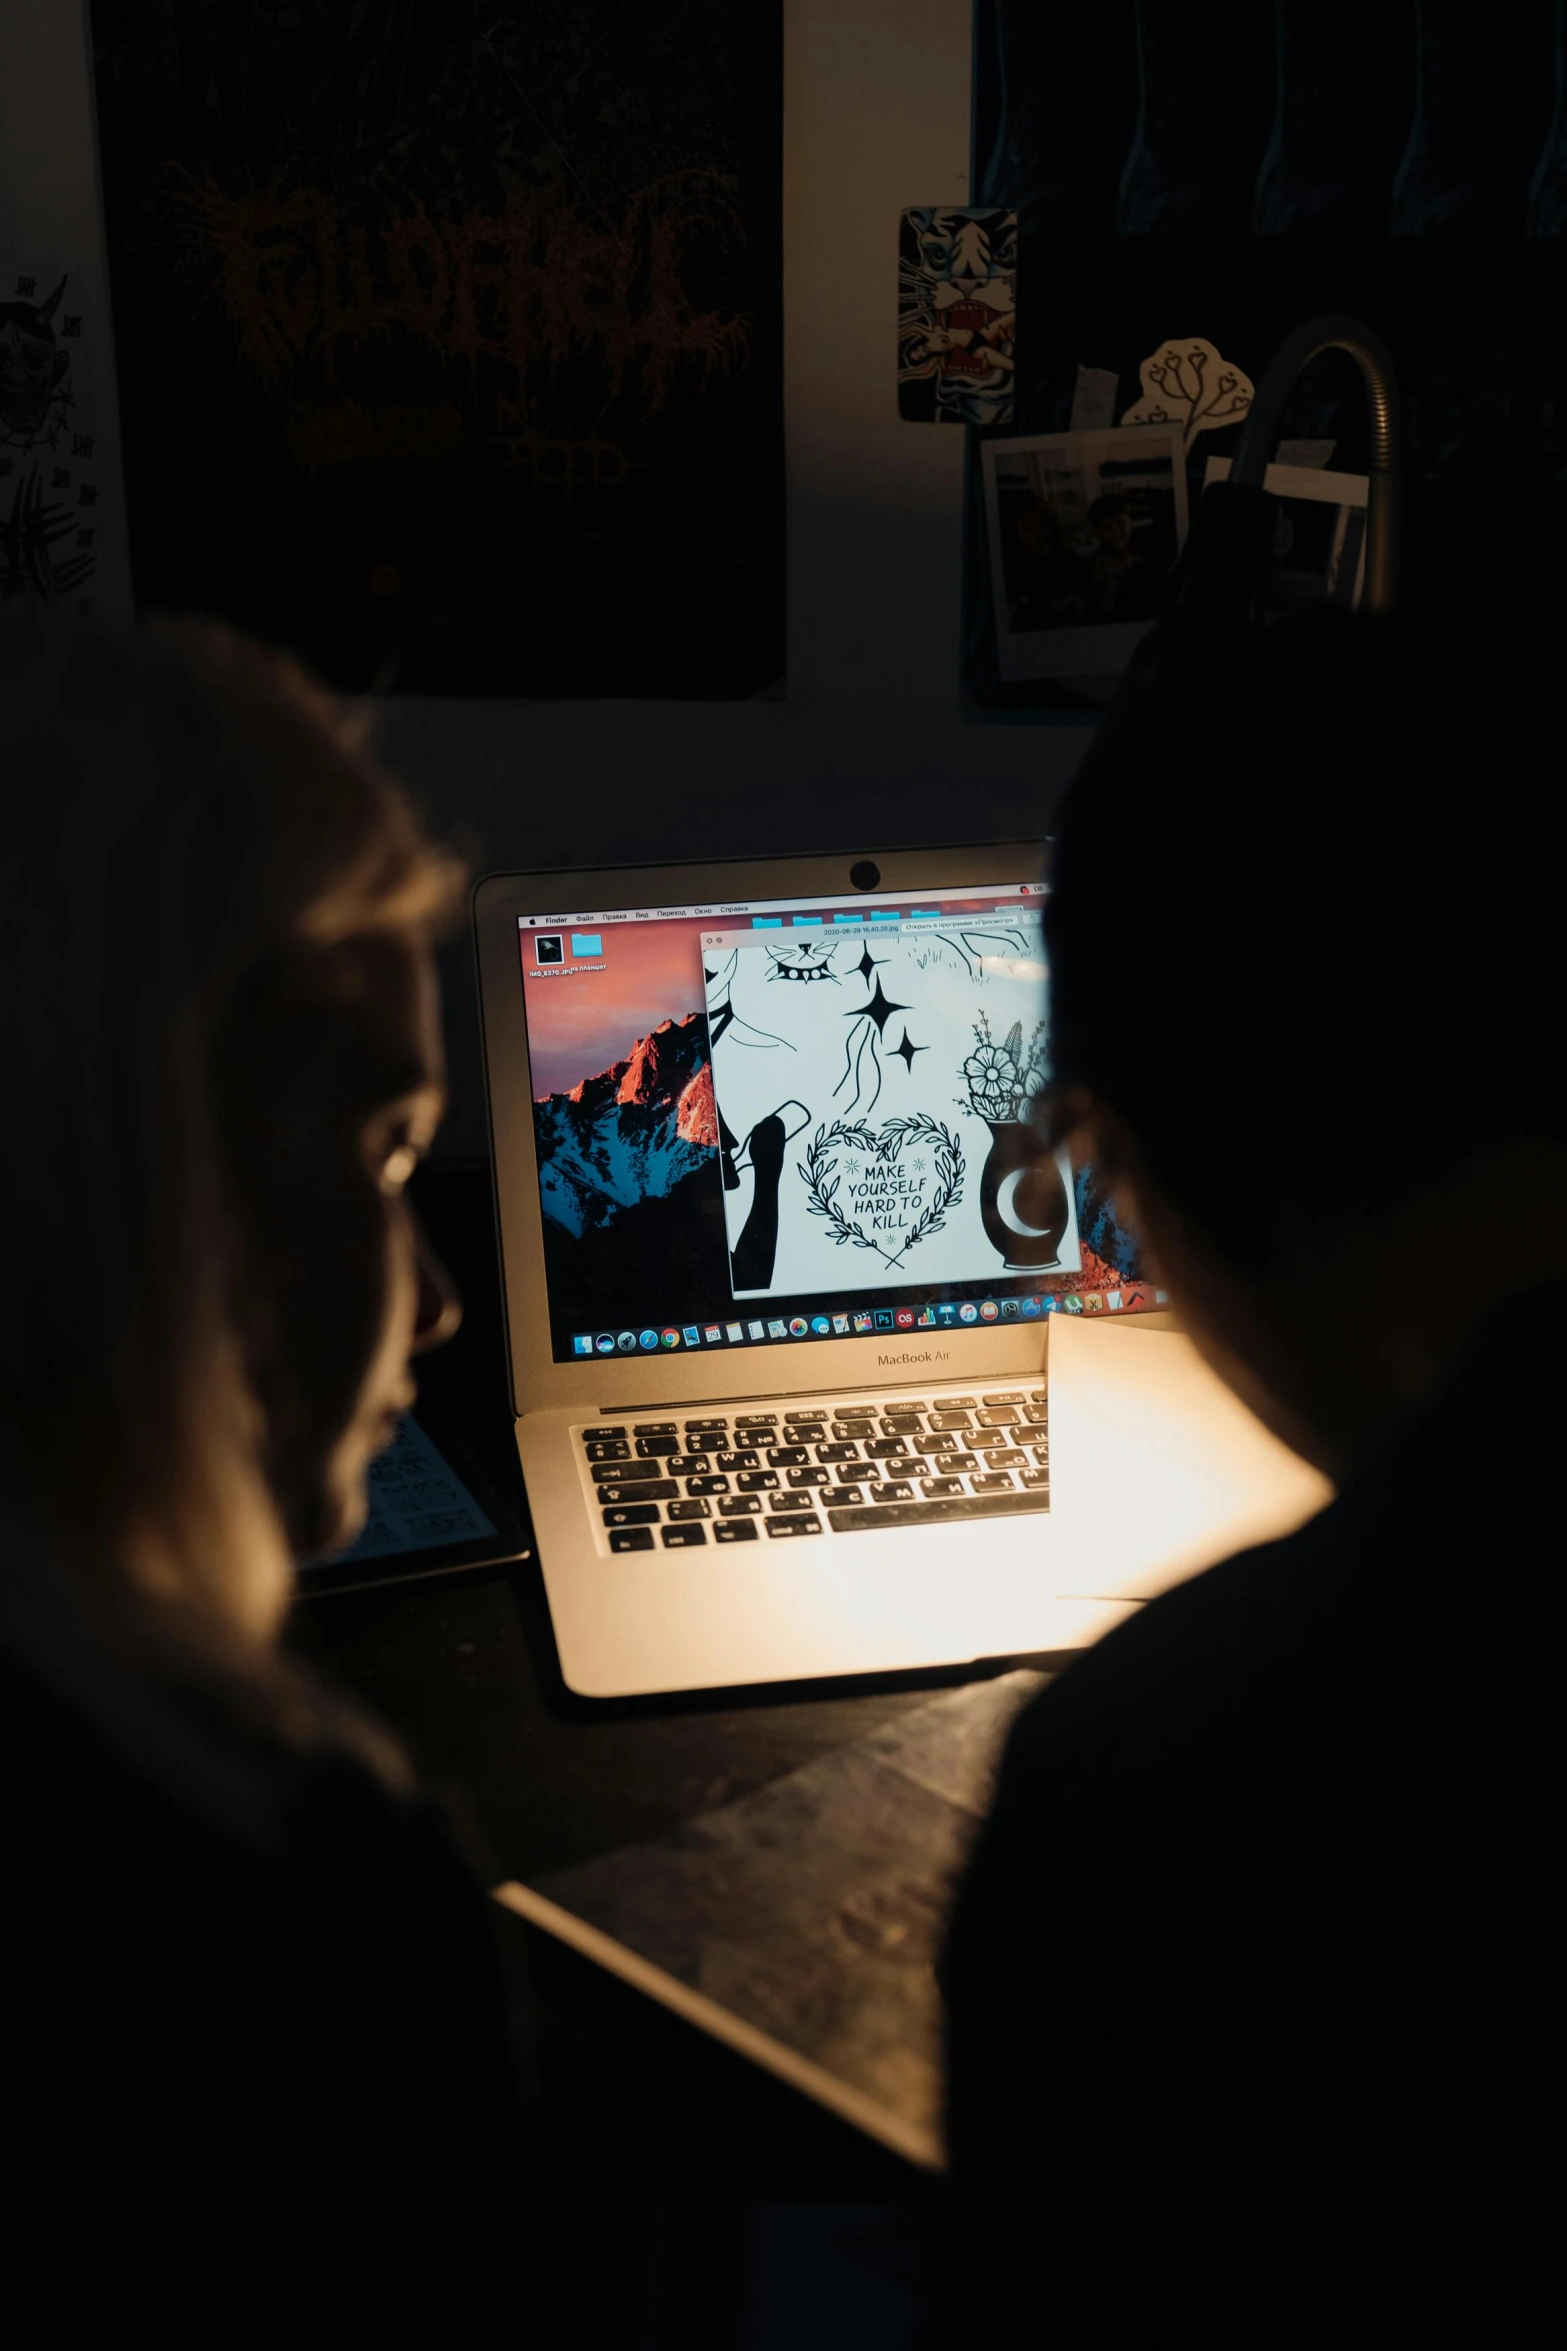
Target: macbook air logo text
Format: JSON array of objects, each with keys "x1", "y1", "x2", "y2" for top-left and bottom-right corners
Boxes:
[{"x1": 877, "y1": 1349, "x2": 948, "y2": 1367}]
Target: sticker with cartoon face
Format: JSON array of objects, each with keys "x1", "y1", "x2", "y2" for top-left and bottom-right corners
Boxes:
[{"x1": 898, "y1": 207, "x2": 1016, "y2": 426}]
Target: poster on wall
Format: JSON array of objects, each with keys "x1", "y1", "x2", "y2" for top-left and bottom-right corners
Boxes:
[
  {"x1": 897, "y1": 206, "x2": 1017, "y2": 425},
  {"x1": 89, "y1": 1, "x2": 784, "y2": 698},
  {"x1": 0, "y1": 266, "x2": 111, "y2": 614}
]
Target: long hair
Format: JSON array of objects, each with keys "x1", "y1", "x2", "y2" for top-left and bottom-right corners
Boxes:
[{"x1": 0, "y1": 616, "x2": 463, "y2": 1706}]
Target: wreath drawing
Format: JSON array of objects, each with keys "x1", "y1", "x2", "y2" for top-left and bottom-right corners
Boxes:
[{"x1": 799, "y1": 1113, "x2": 965, "y2": 1270}]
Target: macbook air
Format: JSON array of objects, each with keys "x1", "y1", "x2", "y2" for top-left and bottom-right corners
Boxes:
[{"x1": 474, "y1": 843, "x2": 1166, "y2": 1696}]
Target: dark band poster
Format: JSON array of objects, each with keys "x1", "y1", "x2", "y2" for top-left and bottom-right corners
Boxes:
[{"x1": 89, "y1": 2, "x2": 783, "y2": 697}]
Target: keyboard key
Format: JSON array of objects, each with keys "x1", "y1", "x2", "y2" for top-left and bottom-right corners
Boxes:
[
  {"x1": 982, "y1": 1392, "x2": 1026, "y2": 1406},
  {"x1": 786, "y1": 1465, "x2": 830, "y2": 1487},
  {"x1": 975, "y1": 1407, "x2": 1019, "y2": 1428},
  {"x1": 767, "y1": 1445, "x2": 809, "y2": 1467},
  {"x1": 829, "y1": 1492, "x2": 1049, "y2": 1533},
  {"x1": 589, "y1": 1427, "x2": 628, "y2": 1442},
  {"x1": 714, "y1": 1520, "x2": 758, "y2": 1544},
  {"x1": 834, "y1": 1485, "x2": 866, "y2": 1506},
  {"x1": 735, "y1": 1412, "x2": 778, "y2": 1428},
  {"x1": 667, "y1": 1454, "x2": 710, "y2": 1476},
  {"x1": 685, "y1": 1417, "x2": 729, "y2": 1433},
  {"x1": 668, "y1": 1498, "x2": 711, "y2": 1521},
  {"x1": 983, "y1": 1449, "x2": 1027, "y2": 1469},
  {"x1": 685, "y1": 1475, "x2": 730, "y2": 1497},
  {"x1": 768, "y1": 1490, "x2": 817, "y2": 1512},
  {"x1": 635, "y1": 1434, "x2": 679, "y2": 1457},
  {"x1": 871, "y1": 1481, "x2": 916, "y2": 1503},
  {"x1": 881, "y1": 1402, "x2": 928, "y2": 1414},
  {"x1": 783, "y1": 1422, "x2": 826, "y2": 1443},
  {"x1": 929, "y1": 1411, "x2": 972, "y2": 1431},
  {"x1": 864, "y1": 1437, "x2": 908, "y2": 1458},
  {"x1": 598, "y1": 1478, "x2": 678, "y2": 1504},
  {"x1": 932, "y1": 1398, "x2": 972, "y2": 1412},
  {"x1": 736, "y1": 1469, "x2": 779, "y2": 1491},
  {"x1": 718, "y1": 1494, "x2": 762, "y2": 1517},
  {"x1": 715, "y1": 1450, "x2": 760, "y2": 1472},
  {"x1": 1021, "y1": 1470, "x2": 1051, "y2": 1490},
  {"x1": 583, "y1": 1439, "x2": 630, "y2": 1463},
  {"x1": 816, "y1": 1442, "x2": 859, "y2": 1462},
  {"x1": 633, "y1": 1422, "x2": 677, "y2": 1436},
  {"x1": 913, "y1": 1432, "x2": 958, "y2": 1453},
  {"x1": 971, "y1": 1471, "x2": 1016, "y2": 1492},
  {"x1": 609, "y1": 1527, "x2": 656, "y2": 1553},
  {"x1": 661, "y1": 1522, "x2": 707, "y2": 1548},
  {"x1": 1023, "y1": 1403, "x2": 1049, "y2": 1424},
  {"x1": 836, "y1": 1460, "x2": 873, "y2": 1483},
  {"x1": 830, "y1": 1424, "x2": 874, "y2": 1442},
  {"x1": 602, "y1": 1459, "x2": 669, "y2": 1484},
  {"x1": 765, "y1": 1515, "x2": 822, "y2": 1539},
  {"x1": 944, "y1": 1453, "x2": 979, "y2": 1473},
  {"x1": 1030, "y1": 1445, "x2": 1050, "y2": 1465},
  {"x1": 602, "y1": 1502, "x2": 662, "y2": 1527},
  {"x1": 880, "y1": 1415, "x2": 923, "y2": 1434},
  {"x1": 920, "y1": 1477, "x2": 964, "y2": 1498}
]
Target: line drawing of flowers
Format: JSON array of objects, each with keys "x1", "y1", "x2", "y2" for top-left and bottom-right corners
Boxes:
[{"x1": 957, "y1": 1012, "x2": 1049, "y2": 1125}]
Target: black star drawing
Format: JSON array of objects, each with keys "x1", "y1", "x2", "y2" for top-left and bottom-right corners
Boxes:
[
  {"x1": 854, "y1": 945, "x2": 885, "y2": 982},
  {"x1": 891, "y1": 1027, "x2": 927, "y2": 1073},
  {"x1": 847, "y1": 975, "x2": 912, "y2": 1037}
]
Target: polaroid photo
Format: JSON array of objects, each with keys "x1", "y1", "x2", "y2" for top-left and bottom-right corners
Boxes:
[
  {"x1": 1203, "y1": 457, "x2": 1369, "y2": 613},
  {"x1": 982, "y1": 426, "x2": 1189, "y2": 681}
]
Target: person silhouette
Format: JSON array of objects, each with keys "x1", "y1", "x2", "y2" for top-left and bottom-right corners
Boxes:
[
  {"x1": 930, "y1": 612, "x2": 1567, "y2": 2342},
  {"x1": 0, "y1": 615, "x2": 533, "y2": 2338}
]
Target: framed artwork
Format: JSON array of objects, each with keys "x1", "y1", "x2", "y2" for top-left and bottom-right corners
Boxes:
[{"x1": 89, "y1": 1, "x2": 784, "y2": 698}]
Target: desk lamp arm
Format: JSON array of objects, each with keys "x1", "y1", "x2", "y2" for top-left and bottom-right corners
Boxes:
[{"x1": 1228, "y1": 313, "x2": 1401, "y2": 615}]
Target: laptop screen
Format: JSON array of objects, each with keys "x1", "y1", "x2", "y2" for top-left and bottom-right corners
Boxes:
[{"x1": 518, "y1": 878, "x2": 1158, "y2": 1366}]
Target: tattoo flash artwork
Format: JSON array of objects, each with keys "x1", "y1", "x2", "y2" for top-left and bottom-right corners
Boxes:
[
  {"x1": 706, "y1": 914, "x2": 1079, "y2": 1300},
  {"x1": 0, "y1": 269, "x2": 101, "y2": 612},
  {"x1": 898, "y1": 207, "x2": 1017, "y2": 426}
]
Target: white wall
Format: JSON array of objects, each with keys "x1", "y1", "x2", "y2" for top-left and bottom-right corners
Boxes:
[{"x1": 4, "y1": 0, "x2": 1094, "y2": 1154}]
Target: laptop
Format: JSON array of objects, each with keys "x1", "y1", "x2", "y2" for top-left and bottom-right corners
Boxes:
[{"x1": 474, "y1": 843, "x2": 1164, "y2": 1697}]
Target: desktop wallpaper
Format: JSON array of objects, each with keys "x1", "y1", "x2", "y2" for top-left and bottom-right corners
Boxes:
[{"x1": 521, "y1": 913, "x2": 1148, "y2": 1360}]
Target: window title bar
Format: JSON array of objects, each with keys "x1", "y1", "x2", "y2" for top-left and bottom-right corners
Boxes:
[{"x1": 520, "y1": 881, "x2": 1045, "y2": 930}]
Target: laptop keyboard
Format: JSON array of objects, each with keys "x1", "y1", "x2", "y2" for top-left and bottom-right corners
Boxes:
[{"x1": 574, "y1": 1389, "x2": 1049, "y2": 1553}]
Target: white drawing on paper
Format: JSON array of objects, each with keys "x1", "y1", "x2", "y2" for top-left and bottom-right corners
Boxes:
[{"x1": 1119, "y1": 336, "x2": 1255, "y2": 451}]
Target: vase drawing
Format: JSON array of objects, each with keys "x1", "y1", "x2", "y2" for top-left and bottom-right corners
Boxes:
[{"x1": 980, "y1": 1121, "x2": 1069, "y2": 1270}]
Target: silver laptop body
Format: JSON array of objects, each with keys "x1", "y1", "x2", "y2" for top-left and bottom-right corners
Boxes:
[{"x1": 475, "y1": 844, "x2": 1150, "y2": 1697}]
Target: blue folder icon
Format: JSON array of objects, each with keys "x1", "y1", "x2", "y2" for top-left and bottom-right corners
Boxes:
[{"x1": 572, "y1": 934, "x2": 603, "y2": 956}]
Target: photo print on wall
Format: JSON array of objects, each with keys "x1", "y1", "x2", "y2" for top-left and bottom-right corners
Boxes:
[
  {"x1": 0, "y1": 267, "x2": 106, "y2": 614},
  {"x1": 705, "y1": 918, "x2": 1079, "y2": 1301},
  {"x1": 898, "y1": 206, "x2": 1017, "y2": 424},
  {"x1": 981, "y1": 423, "x2": 1189, "y2": 680}
]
